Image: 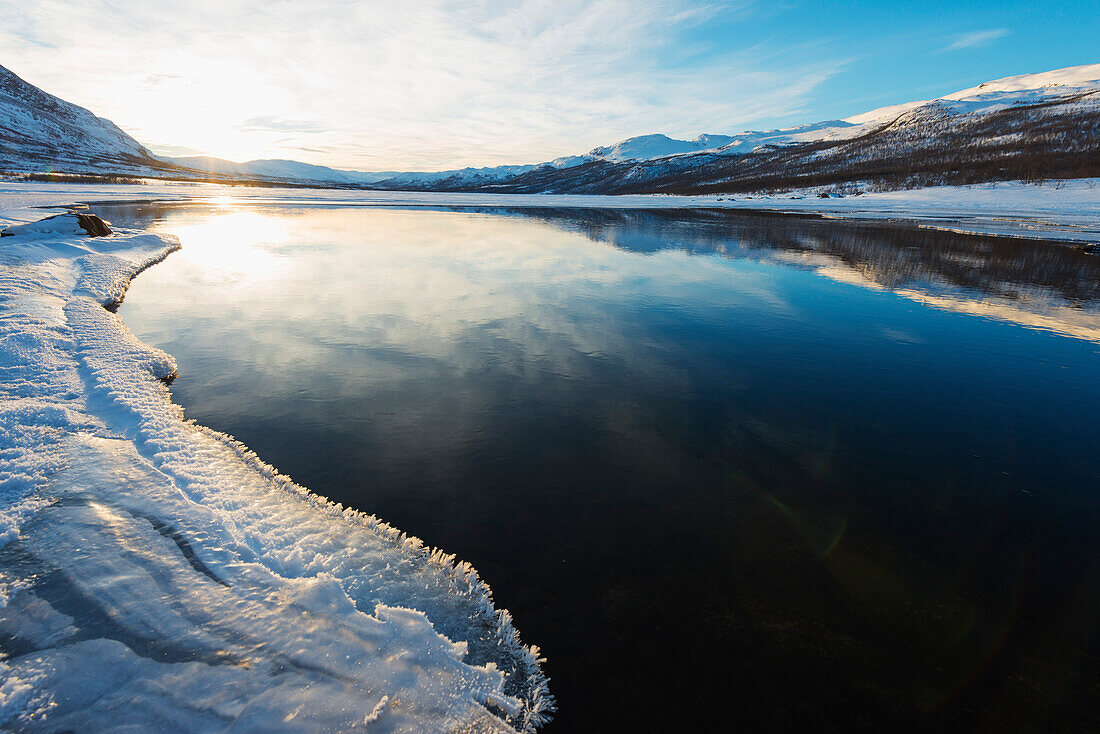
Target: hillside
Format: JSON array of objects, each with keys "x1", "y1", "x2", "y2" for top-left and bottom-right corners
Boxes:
[{"x1": 0, "y1": 64, "x2": 161, "y2": 175}]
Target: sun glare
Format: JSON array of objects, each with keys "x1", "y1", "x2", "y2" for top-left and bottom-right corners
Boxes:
[
  {"x1": 161, "y1": 210, "x2": 289, "y2": 282},
  {"x1": 128, "y1": 60, "x2": 283, "y2": 162}
]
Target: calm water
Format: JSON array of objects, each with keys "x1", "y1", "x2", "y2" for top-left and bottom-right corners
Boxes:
[{"x1": 105, "y1": 202, "x2": 1100, "y2": 732}]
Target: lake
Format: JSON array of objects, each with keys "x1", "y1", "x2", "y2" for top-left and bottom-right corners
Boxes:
[{"x1": 102, "y1": 201, "x2": 1100, "y2": 731}]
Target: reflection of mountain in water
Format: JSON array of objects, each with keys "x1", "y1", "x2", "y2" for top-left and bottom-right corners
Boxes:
[
  {"x1": 498, "y1": 207, "x2": 1100, "y2": 343},
  {"x1": 99, "y1": 202, "x2": 1100, "y2": 343}
]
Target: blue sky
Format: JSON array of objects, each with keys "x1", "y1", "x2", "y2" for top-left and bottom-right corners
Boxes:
[
  {"x1": 708, "y1": 0, "x2": 1100, "y2": 122},
  {"x1": 0, "y1": 0, "x2": 1096, "y2": 170}
]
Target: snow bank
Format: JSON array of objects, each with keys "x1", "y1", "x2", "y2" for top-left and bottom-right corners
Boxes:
[
  {"x1": 0, "y1": 216, "x2": 552, "y2": 731},
  {"x1": 0, "y1": 213, "x2": 90, "y2": 237},
  {"x1": 1, "y1": 211, "x2": 112, "y2": 239}
]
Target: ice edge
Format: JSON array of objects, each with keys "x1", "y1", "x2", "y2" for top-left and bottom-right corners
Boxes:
[
  {"x1": 1, "y1": 217, "x2": 555, "y2": 731},
  {"x1": 95, "y1": 233, "x2": 557, "y2": 731}
]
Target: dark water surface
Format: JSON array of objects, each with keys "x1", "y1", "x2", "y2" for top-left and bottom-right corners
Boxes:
[{"x1": 105, "y1": 203, "x2": 1100, "y2": 732}]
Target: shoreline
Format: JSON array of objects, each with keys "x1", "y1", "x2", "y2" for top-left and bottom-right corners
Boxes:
[
  {"x1": 0, "y1": 215, "x2": 552, "y2": 731},
  {"x1": 2, "y1": 178, "x2": 1099, "y2": 245}
]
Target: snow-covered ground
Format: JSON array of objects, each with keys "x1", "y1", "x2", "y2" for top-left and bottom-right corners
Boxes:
[
  {"x1": 0, "y1": 207, "x2": 552, "y2": 730},
  {"x1": 2, "y1": 178, "x2": 1098, "y2": 243}
]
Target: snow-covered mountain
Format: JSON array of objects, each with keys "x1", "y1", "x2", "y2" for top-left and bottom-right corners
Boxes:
[
  {"x1": 596, "y1": 132, "x2": 739, "y2": 159},
  {"x1": 158, "y1": 118, "x2": 867, "y2": 188},
  {"x1": 846, "y1": 64, "x2": 1100, "y2": 124},
  {"x1": 165, "y1": 156, "x2": 537, "y2": 188},
  {"x1": 0, "y1": 64, "x2": 158, "y2": 174},
  {"x1": 2, "y1": 61, "x2": 1098, "y2": 193},
  {"x1": 171, "y1": 160, "x2": 541, "y2": 190},
  {"x1": 543, "y1": 125, "x2": 855, "y2": 169},
  {"x1": 372, "y1": 164, "x2": 539, "y2": 188},
  {"x1": 165, "y1": 156, "x2": 399, "y2": 185},
  {"x1": 455, "y1": 63, "x2": 1100, "y2": 194},
  {"x1": 365, "y1": 128, "x2": 854, "y2": 189},
  {"x1": 547, "y1": 133, "x2": 739, "y2": 167},
  {"x1": 0, "y1": 65, "x2": 389, "y2": 184},
  {"x1": 373, "y1": 64, "x2": 1099, "y2": 193}
]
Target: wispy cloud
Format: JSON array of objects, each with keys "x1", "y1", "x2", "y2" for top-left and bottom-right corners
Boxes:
[
  {"x1": 235, "y1": 116, "x2": 328, "y2": 134},
  {"x1": 942, "y1": 28, "x2": 1011, "y2": 52},
  {"x1": 0, "y1": 0, "x2": 846, "y2": 169},
  {"x1": 146, "y1": 143, "x2": 209, "y2": 157}
]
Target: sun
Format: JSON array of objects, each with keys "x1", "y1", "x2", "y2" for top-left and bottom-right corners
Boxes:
[{"x1": 134, "y1": 61, "x2": 286, "y2": 163}]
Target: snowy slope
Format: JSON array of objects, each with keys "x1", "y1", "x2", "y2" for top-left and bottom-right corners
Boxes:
[
  {"x1": 0, "y1": 65, "x2": 156, "y2": 173},
  {"x1": 0, "y1": 212, "x2": 553, "y2": 731},
  {"x1": 847, "y1": 63, "x2": 1100, "y2": 124},
  {"x1": 586, "y1": 133, "x2": 737, "y2": 161}
]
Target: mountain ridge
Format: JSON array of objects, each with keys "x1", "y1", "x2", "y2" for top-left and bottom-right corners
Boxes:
[
  {"x1": 2, "y1": 61, "x2": 1098, "y2": 193},
  {"x1": 0, "y1": 64, "x2": 156, "y2": 173},
  {"x1": 363, "y1": 63, "x2": 1099, "y2": 192}
]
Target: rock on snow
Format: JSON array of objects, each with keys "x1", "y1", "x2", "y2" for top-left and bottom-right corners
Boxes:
[{"x1": 1, "y1": 212, "x2": 112, "y2": 238}]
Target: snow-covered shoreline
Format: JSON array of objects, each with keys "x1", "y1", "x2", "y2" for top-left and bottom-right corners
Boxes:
[
  {"x1": 0, "y1": 211, "x2": 552, "y2": 730},
  {"x1": 1, "y1": 178, "x2": 1099, "y2": 244}
]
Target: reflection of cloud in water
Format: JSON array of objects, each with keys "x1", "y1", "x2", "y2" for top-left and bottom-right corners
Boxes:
[
  {"x1": 126, "y1": 206, "x2": 791, "y2": 386},
  {"x1": 881, "y1": 328, "x2": 924, "y2": 344}
]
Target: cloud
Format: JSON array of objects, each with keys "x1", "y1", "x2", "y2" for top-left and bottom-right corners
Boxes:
[
  {"x1": 0, "y1": 0, "x2": 846, "y2": 169},
  {"x1": 942, "y1": 28, "x2": 1011, "y2": 52},
  {"x1": 235, "y1": 116, "x2": 328, "y2": 134},
  {"x1": 146, "y1": 143, "x2": 209, "y2": 157}
]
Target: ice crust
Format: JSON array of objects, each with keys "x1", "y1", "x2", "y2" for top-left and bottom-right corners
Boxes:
[{"x1": 0, "y1": 219, "x2": 552, "y2": 731}]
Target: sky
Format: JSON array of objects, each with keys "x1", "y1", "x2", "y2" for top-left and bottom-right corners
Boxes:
[{"x1": 1, "y1": 0, "x2": 1097, "y2": 171}]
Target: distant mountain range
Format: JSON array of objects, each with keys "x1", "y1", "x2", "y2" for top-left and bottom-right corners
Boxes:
[
  {"x1": 2, "y1": 62, "x2": 1098, "y2": 193},
  {"x1": 165, "y1": 156, "x2": 401, "y2": 185}
]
